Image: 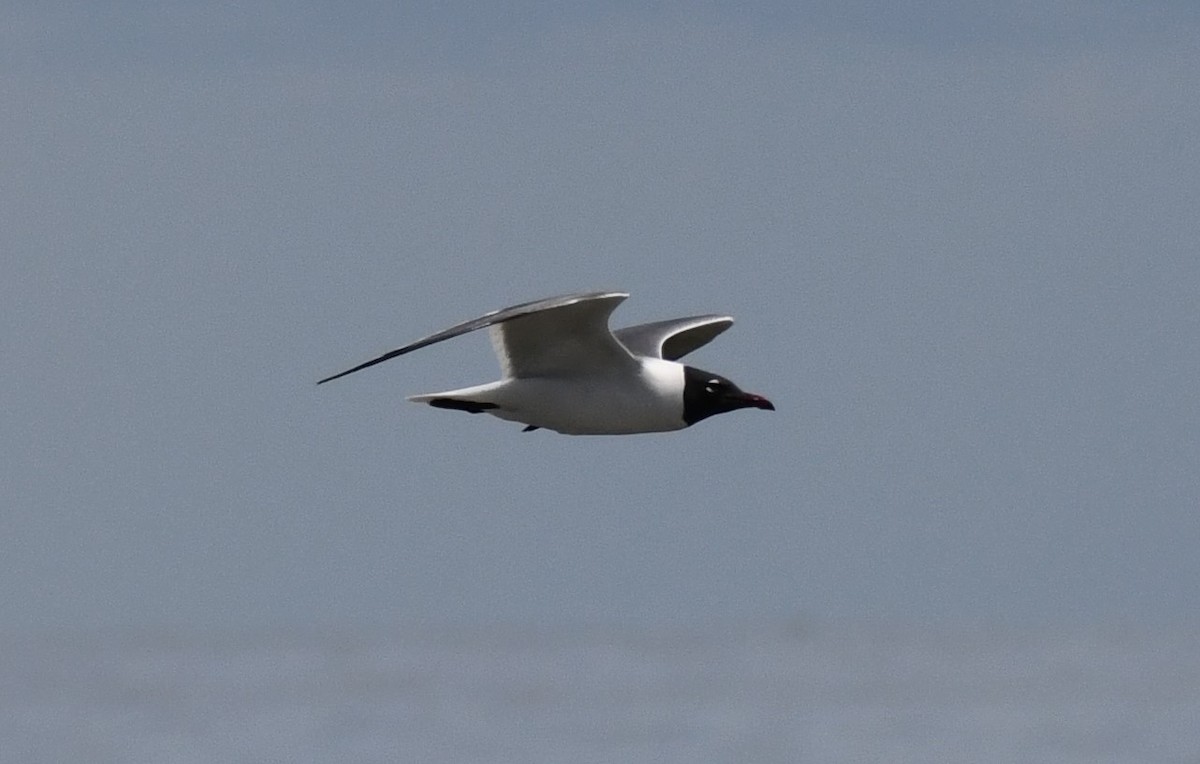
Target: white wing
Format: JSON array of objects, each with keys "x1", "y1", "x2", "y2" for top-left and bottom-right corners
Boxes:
[
  {"x1": 490, "y1": 292, "x2": 636, "y2": 377},
  {"x1": 613, "y1": 315, "x2": 733, "y2": 361}
]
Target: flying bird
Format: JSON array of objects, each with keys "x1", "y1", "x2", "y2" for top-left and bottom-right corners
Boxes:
[{"x1": 318, "y1": 291, "x2": 773, "y2": 435}]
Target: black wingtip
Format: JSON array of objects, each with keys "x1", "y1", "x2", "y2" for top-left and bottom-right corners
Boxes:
[
  {"x1": 317, "y1": 346, "x2": 410, "y2": 386},
  {"x1": 522, "y1": 425, "x2": 540, "y2": 432},
  {"x1": 316, "y1": 368, "x2": 355, "y2": 385}
]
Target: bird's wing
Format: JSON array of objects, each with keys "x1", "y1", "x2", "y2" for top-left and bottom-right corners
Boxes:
[
  {"x1": 613, "y1": 315, "x2": 733, "y2": 361},
  {"x1": 317, "y1": 291, "x2": 634, "y2": 384},
  {"x1": 490, "y1": 292, "x2": 636, "y2": 377}
]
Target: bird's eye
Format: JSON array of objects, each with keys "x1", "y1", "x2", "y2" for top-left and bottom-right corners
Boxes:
[{"x1": 705, "y1": 379, "x2": 726, "y2": 394}]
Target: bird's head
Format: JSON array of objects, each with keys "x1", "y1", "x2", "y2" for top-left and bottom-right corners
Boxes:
[{"x1": 681, "y1": 366, "x2": 775, "y2": 426}]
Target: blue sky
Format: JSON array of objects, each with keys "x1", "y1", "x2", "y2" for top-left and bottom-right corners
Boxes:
[{"x1": 3, "y1": 1, "x2": 1198, "y2": 632}]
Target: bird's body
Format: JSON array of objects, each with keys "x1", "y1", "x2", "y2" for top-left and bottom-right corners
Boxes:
[
  {"x1": 410, "y1": 356, "x2": 687, "y2": 434},
  {"x1": 318, "y1": 291, "x2": 773, "y2": 435}
]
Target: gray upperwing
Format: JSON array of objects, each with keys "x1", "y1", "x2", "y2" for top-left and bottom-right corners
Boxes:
[
  {"x1": 317, "y1": 291, "x2": 627, "y2": 384},
  {"x1": 613, "y1": 315, "x2": 734, "y2": 361}
]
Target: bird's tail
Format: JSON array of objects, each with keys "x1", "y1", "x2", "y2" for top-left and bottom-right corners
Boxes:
[{"x1": 407, "y1": 382, "x2": 506, "y2": 414}]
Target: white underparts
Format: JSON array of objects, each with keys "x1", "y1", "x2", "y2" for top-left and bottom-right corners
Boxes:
[{"x1": 408, "y1": 358, "x2": 687, "y2": 435}]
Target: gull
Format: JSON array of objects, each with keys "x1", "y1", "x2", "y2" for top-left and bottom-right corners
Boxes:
[{"x1": 318, "y1": 291, "x2": 774, "y2": 435}]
